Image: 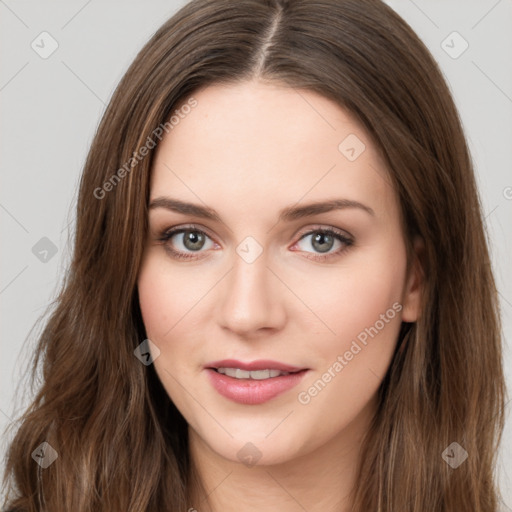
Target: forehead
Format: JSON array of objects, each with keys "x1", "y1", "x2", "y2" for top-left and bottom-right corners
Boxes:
[{"x1": 150, "y1": 80, "x2": 397, "y2": 224}]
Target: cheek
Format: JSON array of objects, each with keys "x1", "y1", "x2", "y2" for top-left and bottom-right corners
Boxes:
[
  {"x1": 137, "y1": 254, "x2": 212, "y2": 382},
  {"x1": 295, "y1": 241, "x2": 406, "y2": 417},
  {"x1": 137, "y1": 257, "x2": 190, "y2": 384},
  {"x1": 137, "y1": 258, "x2": 201, "y2": 413},
  {"x1": 137, "y1": 267, "x2": 170, "y2": 341},
  {"x1": 297, "y1": 241, "x2": 406, "y2": 394},
  {"x1": 306, "y1": 244, "x2": 406, "y2": 349},
  {"x1": 137, "y1": 252, "x2": 206, "y2": 341}
]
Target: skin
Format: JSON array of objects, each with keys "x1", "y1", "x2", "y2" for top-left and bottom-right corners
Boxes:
[{"x1": 137, "y1": 79, "x2": 423, "y2": 512}]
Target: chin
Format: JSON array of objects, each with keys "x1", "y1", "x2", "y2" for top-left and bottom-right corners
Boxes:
[{"x1": 204, "y1": 430, "x2": 309, "y2": 468}]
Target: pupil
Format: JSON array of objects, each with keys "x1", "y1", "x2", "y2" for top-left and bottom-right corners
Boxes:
[
  {"x1": 313, "y1": 233, "x2": 333, "y2": 253},
  {"x1": 184, "y1": 231, "x2": 204, "y2": 251}
]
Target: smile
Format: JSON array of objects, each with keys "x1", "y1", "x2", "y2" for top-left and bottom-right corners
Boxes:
[
  {"x1": 205, "y1": 367, "x2": 309, "y2": 405},
  {"x1": 215, "y1": 367, "x2": 293, "y2": 379}
]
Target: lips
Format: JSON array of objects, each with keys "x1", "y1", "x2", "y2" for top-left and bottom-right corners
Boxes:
[
  {"x1": 204, "y1": 359, "x2": 309, "y2": 405},
  {"x1": 205, "y1": 359, "x2": 305, "y2": 373}
]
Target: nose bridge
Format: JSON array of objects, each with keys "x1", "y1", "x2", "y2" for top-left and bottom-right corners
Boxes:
[{"x1": 218, "y1": 240, "x2": 285, "y2": 334}]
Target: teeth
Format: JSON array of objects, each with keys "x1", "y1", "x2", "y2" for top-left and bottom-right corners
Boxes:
[{"x1": 216, "y1": 367, "x2": 290, "y2": 379}]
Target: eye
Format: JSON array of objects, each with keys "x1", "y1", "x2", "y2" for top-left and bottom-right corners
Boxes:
[
  {"x1": 157, "y1": 225, "x2": 216, "y2": 260},
  {"x1": 156, "y1": 224, "x2": 353, "y2": 262},
  {"x1": 292, "y1": 227, "x2": 353, "y2": 261}
]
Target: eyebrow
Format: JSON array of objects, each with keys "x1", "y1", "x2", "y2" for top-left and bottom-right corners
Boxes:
[{"x1": 148, "y1": 197, "x2": 375, "y2": 222}]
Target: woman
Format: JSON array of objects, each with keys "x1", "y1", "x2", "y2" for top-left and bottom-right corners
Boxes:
[{"x1": 2, "y1": 0, "x2": 506, "y2": 510}]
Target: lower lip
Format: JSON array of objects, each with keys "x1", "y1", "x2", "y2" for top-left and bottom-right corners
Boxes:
[{"x1": 205, "y1": 368, "x2": 308, "y2": 405}]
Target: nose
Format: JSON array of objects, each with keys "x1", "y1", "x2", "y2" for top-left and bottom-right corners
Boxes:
[{"x1": 217, "y1": 250, "x2": 287, "y2": 338}]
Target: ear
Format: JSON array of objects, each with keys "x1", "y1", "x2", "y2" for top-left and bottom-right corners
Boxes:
[{"x1": 401, "y1": 236, "x2": 425, "y2": 323}]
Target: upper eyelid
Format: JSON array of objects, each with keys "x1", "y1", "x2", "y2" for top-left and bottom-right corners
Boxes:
[{"x1": 160, "y1": 223, "x2": 216, "y2": 241}]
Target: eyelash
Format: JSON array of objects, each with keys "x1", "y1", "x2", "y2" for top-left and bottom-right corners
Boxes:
[{"x1": 156, "y1": 224, "x2": 354, "y2": 262}]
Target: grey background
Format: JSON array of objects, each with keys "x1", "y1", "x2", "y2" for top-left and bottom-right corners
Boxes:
[{"x1": 1, "y1": 0, "x2": 511, "y2": 506}]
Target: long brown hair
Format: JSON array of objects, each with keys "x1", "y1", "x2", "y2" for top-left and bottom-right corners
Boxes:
[{"x1": 2, "y1": 0, "x2": 506, "y2": 510}]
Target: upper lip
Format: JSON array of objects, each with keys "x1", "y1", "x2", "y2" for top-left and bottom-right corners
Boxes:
[{"x1": 205, "y1": 359, "x2": 306, "y2": 373}]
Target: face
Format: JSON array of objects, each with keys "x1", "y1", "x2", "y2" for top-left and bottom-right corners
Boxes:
[{"x1": 137, "y1": 80, "x2": 421, "y2": 466}]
